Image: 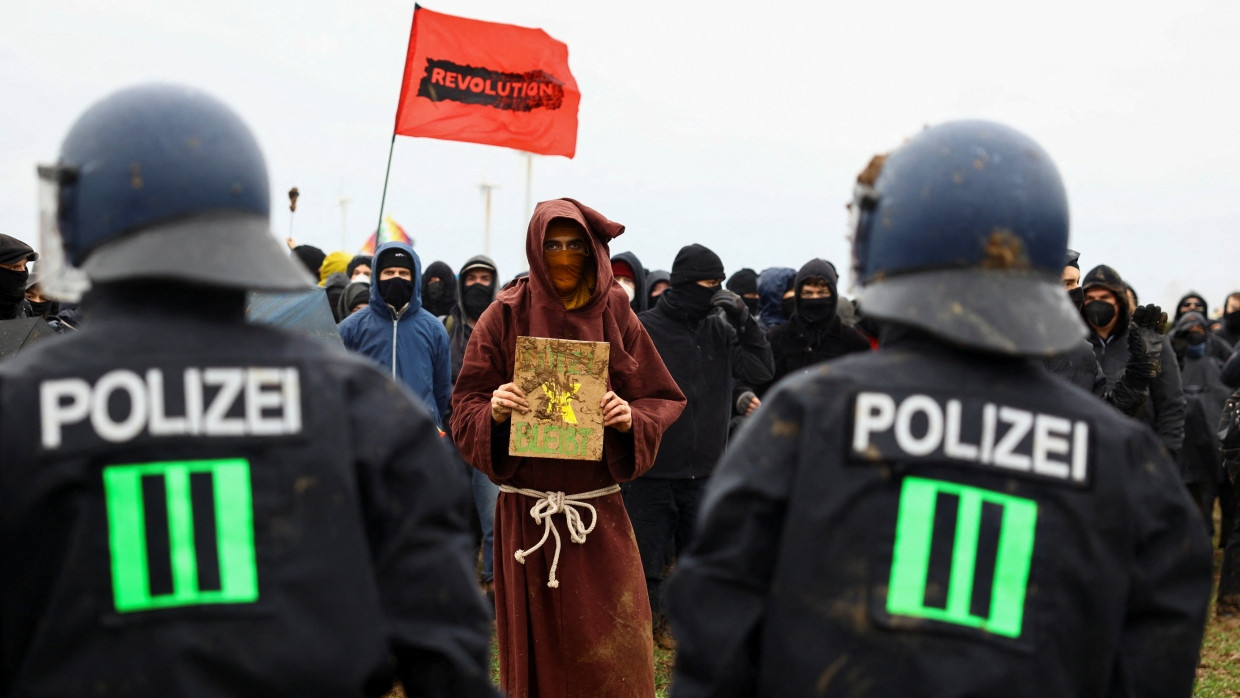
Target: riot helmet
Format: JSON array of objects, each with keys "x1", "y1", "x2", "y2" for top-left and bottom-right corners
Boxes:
[
  {"x1": 850, "y1": 120, "x2": 1083, "y2": 357},
  {"x1": 38, "y1": 83, "x2": 313, "y2": 298}
]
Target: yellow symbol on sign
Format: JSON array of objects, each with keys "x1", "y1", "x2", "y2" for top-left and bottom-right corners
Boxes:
[{"x1": 541, "y1": 381, "x2": 582, "y2": 424}]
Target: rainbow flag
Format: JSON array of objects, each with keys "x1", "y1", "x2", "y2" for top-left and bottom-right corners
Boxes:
[{"x1": 360, "y1": 216, "x2": 413, "y2": 256}]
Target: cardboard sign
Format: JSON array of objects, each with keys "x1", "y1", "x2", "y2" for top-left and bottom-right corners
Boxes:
[{"x1": 509, "y1": 336, "x2": 610, "y2": 461}]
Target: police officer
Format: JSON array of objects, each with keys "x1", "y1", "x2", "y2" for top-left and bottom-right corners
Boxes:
[
  {"x1": 0, "y1": 84, "x2": 494, "y2": 696},
  {"x1": 665, "y1": 121, "x2": 1213, "y2": 697}
]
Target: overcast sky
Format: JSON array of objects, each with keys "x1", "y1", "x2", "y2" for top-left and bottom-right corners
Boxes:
[{"x1": 3, "y1": 0, "x2": 1238, "y2": 311}]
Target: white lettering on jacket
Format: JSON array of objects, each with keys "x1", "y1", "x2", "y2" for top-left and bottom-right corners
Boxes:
[
  {"x1": 40, "y1": 367, "x2": 302, "y2": 449},
  {"x1": 852, "y1": 391, "x2": 1089, "y2": 484}
]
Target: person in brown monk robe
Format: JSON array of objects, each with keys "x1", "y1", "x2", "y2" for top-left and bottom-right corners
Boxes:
[{"x1": 450, "y1": 198, "x2": 685, "y2": 698}]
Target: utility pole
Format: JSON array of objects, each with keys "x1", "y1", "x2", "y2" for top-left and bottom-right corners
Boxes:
[
  {"x1": 337, "y1": 194, "x2": 352, "y2": 251},
  {"x1": 479, "y1": 177, "x2": 499, "y2": 258}
]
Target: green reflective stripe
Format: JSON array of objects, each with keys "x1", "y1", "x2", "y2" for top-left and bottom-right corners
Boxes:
[
  {"x1": 213, "y1": 463, "x2": 258, "y2": 601},
  {"x1": 102, "y1": 467, "x2": 151, "y2": 612},
  {"x1": 102, "y1": 459, "x2": 258, "y2": 613},
  {"x1": 887, "y1": 476, "x2": 1037, "y2": 639}
]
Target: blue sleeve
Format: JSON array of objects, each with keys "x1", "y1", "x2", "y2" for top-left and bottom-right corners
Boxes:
[{"x1": 434, "y1": 324, "x2": 452, "y2": 427}]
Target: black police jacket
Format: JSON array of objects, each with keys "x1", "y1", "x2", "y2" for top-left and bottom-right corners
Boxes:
[
  {"x1": 0, "y1": 293, "x2": 494, "y2": 697},
  {"x1": 638, "y1": 300, "x2": 773, "y2": 479},
  {"x1": 666, "y1": 332, "x2": 1212, "y2": 698}
]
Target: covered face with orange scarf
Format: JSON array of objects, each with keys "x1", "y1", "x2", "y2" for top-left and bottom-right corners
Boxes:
[{"x1": 543, "y1": 219, "x2": 594, "y2": 309}]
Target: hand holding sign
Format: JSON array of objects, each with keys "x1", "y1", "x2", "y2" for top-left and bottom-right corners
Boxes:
[
  {"x1": 600, "y1": 391, "x2": 632, "y2": 433},
  {"x1": 492, "y1": 382, "x2": 530, "y2": 423}
]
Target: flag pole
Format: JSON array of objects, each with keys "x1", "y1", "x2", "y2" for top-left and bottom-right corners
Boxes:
[{"x1": 376, "y1": 135, "x2": 397, "y2": 235}]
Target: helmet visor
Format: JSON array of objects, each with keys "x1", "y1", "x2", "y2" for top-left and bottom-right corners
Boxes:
[{"x1": 36, "y1": 163, "x2": 91, "y2": 303}]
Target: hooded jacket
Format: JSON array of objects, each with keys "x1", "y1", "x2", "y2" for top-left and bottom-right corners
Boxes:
[
  {"x1": 338, "y1": 241, "x2": 451, "y2": 427},
  {"x1": 645, "y1": 269, "x2": 669, "y2": 309},
  {"x1": 446, "y1": 254, "x2": 498, "y2": 381},
  {"x1": 610, "y1": 250, "x2": 648, "y2": 313},
  {"x1": 1083, "y1": 265, "x2": 1186, "y2": 455},
  {"x1": 756, "y1": 267, "x2": 796, "y2": 332},
  {"x1": 449, "y1": 198, "x2": 685, "y2": 698},
  {"x1": 1176, "y1": 291, "x2": 1232, "y2": 363},
  {"x1": 421, "y1": 260, "x2": 457, "y2": 318},
  {"x1": 764, "y1": 258, "x2": 871, "y2": 387}
]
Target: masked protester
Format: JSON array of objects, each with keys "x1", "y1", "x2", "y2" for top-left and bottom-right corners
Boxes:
[
  {"x1": 725, "y1": 267, "x2": 760, "y2": 317},
  {"x1": 611, "y1": 251, "x2": 649, "y2": 313},
  {"x1": 627, "y1": 243, "x2": 774, "y2": 650},
  {"x1": 338, "y1": 242, "x2": 452, "y2": 428},
  {"x1": 762, "y1": 258, "x2": 870, "y2": 387},
  {"x1": 1, "y1": 83, "x2": 493, "y2": 697},
  {"x1": 645, "y1": 269, "x2": 669, "y2": 310},
  {"x1": 0, "y1": 233, "x2": 37, "y2": 320},
  {"x1": 755, "y1": 266, "x2": 795, "y2": 332},
  {"x1": 346, "y1": 254, "x2": 372, "y2": 283},
  {"x1": 451, "y1": 198, "x2": 685, "y2": 698},
  {"x1": 1082, "y1": 266, "x2": 1187, "y2": 458},
  {"x1": 336, "y1": 280, "x2": 370, "y2": 321},
  {"x1": 666, "y1": 120, "x2": 1211, "y2": 698},
  {"x1": 1175, "y1": 291, "x2": 1233, "y2": 363},
  {"x1": 1217, "y1": 291, "x2": 1240, "y2": 349},
  {"x1": 421, "y1": 260, "x2": 456, "y2": 318}
]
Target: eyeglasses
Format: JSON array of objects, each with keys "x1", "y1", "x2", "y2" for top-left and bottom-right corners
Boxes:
[{"x1": 544, "y1": 239, "x2": 587, "y2": 253}]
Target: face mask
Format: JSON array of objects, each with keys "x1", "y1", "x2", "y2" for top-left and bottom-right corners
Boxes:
[
  {"x1": 1225, "y1": 310, "x2": 1240, "y2": 334},
  {"x1": 780, "y1": 297, "x2": 795, "y2": 319},
  {"x1": 545, "y1": 249, "x2": 587, "y2": 295},
  {"x1": 744, "y1": 296, "x2": 759, "y2": 315},
  {"x1": 1068, "y1": 287, "x2": 1084, "y2": 309},
  {"x1": 352, "y1": 273, "x2": 370, "y2": 284},
  {"x1": 669, "y1": 283, "x2": 716, "y2": 318},
  {"x1": 617, "y1": 277, "x2": 636, "y2": 302},
  {"x1": 1083, "y1": 300, "x2": 1116, "y2": 328},
  {"x1": 0, "y1": 268, "x2": 27, "y2": 303},
  {"x1": 1186, "y1": 343, "x2": 1206, "y2": 360},
  {"x1": 27, "y1": 299, "x2": 53, "y2": 317},
  {"x1": 379, "y1": 277, "x2": 413, "y2": 310},
  {"x1": 462, "y1": 283, "x2": 493, "y2": 320},
  {"x1": 797, "y1": 298, "x2": 834, "y2": 323},
  {"x1": 425, "y1": 280, "x2": 448, "y2": 301},
  {"x1": 1186, "y1": 332, "x2": 1207, "y2": 346}
]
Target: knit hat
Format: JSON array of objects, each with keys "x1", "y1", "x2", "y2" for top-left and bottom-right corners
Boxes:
[
  {"x1": 292, "y1": 245, "x2": 325, "y2": 278},
  {"x1": 1064, "y1": 249, "x2": 1080, "y2": 269},
  {"x1": 376, "y1": 247, "x2": 414, "y2": 272},
  {"x1": 346, "y1": 254, "x2": 372, "y2": 278},
  {"x1": 669, "y1": 243, "x2": 725, "y2": 286},
  {"x1": 726, "y1": 268, "x2": 758, "y2": 296},
  {"x1": 0, "y1": 234, "x2": 38, "y2": 266}
]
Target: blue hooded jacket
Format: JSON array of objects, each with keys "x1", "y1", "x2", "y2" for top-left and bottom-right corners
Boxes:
[
  {"x1": 338, "y1": 241, "x2": 451, "y2": 426},
  {"x1": 756, "y1": 266, "x2": 796, "y2": 332}
]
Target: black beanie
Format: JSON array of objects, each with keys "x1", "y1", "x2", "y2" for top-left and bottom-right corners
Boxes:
[
  {"x1": 292, "y1": 245, "x2": 325, "y2": 277},
  {"x1": 1064, "y1": 249, "x2": 1080, "y2": 269},
  {"x1": 726, "y1": 268, "x2": 758, "y2": 296},
  {"x1": 346, "y1": 254, "x2": 372, "y2": 278},
  {"x1": 0, "y1": 234, "x2": 38, "y2": 266},
  {"x1": 670, "y1": 244, "x2": 725, "y2": 286},
  {"x1": 377, "y1": 247, "x2": 414, "y2": 272}
]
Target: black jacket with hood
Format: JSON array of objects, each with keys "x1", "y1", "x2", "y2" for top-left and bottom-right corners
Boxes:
[
  {"x1": 763, "y1": 259, "x2": 871, "y2": 388},
  {"x1": 1084, "y1": 265, "x2": 1187, "y2": 456},
  {"x1": 638, "y1": 287, "x2": 774, "y2": 479},
  {"x1": 446, "y1": 254, "x2": 498, "y2": 382},
  {"x1": 610, "y1": 251, "x2": 649, "y2": 314},
  {"x1": 1175, "y1": 291, "x2": 1233, "y2": 363}
]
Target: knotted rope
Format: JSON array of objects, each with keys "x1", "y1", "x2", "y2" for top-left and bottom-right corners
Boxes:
[{"x1": 498, "y1": 484, "x2": 621, "y2": 588}]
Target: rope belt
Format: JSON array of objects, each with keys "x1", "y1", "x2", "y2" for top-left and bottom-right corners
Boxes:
[{"x1": 498, "y1": 484, "x2": 621, "y2": 588}]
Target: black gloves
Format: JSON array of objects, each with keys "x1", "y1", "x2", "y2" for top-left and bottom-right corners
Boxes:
[
  {"x1": 711, "y1": 288, "x2": 750, "y2": 325},
  {"x1": 1127, "y1": 304, "x2": 1168, "y2": 378}
]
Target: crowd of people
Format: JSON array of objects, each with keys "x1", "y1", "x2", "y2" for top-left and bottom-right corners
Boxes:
[{"x1": 1, "y1": 84, "x2": 1237, "y2": 698}]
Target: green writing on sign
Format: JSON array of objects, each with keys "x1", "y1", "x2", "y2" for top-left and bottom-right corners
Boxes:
[
  {"x1": 518, "y1": 342, "x2": 597, "y2": 376},
  {"x1": 102, "y1": 459, "x2": 258, "y2": 613},
  {"x1": 887, "y1": 477, "x2": 1037, "y2": 638},
  {"x1": 511, "y1": 422, "x2": 593, "y2": 457}
]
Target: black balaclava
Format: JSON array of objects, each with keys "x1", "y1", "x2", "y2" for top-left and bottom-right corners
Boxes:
[
  {"x1": 0, "y1": 268, "x2": 28, "y2": 317},
  {"x1": 664, "y1": 244, "x2": 724, "y2": 319},
  {"x1": 421, "y1": 261, "x2": 456, "y2": 317},
  {"x1": 1225, "y1": 301, "x2": 1240, "y2": 334},
  {"x1": 376, "y1": 248, "x2": 415, "y2": 311},
  {"x1": 726, "y1": 268, "x2": 759, "y2": 315},
  {"x1": 462, "y1": 284, "x2": 492, "y2": 320},
  {"x1": 790, "y1": 259, "x2": 841, "y2": 334}
]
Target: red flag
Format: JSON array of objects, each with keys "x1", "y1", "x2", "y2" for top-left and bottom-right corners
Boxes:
[{"x1": 394, "y1": 6, "x2": 579, "y2": 158}]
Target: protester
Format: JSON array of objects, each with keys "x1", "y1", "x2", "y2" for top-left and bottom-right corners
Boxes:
[
  {"x1": 422, "y1": 260, "x2": 456, "y2": 318},
  {"x1": 338, "y1": 241, "x2": 452, "y2": 427},
  {"x1": 645, "y1": 268, "x2": 670, "y2": 310},
  {"x1": 451, "y1": 198, "x2": 685, "y2": 698},
  {"x1": 628, "y1": 243, "x2": 774, "y2": 649},
  {"x1": 754, "y1": 266, "x2": 794, "y2": 331},
  {"x1": 445, "y1": 254, "x2": 501, "y2": 601},
  {"x1": 762, "y1": 258, "x2": 870, "y2": 386},
  {"x1": 1217, "y1": 292, "x2": 1240, "y2": 349},
  {"x1": 323, "y1": 270, "x2": 350, "y2": 322},
  {"x1": 1176, "y1": 291, "x2": 1233, "y2": 363},
  {"x1": 1083, "y1": 265, "x2": 1187, "y2": 457},
  {"x1": 666, "y1": 120, "x2": 1212, "y2": 697},
  {"x1": 318, "y1": 250, "x2": 350, "y2": 286},
  {"x1": 1171, "y1": 311, "x2": 1232, "y2": 535},
  {"x1": 724, "y1": 267, "x2": 759, "y2": 316},
  {"x1": 0, "y1": 82, "x2": 494, "y2": 697},
  {"x1": 347, "y1": 253, "x2": 372, "y2": 282},
  {"x1": 291, "y1": 243, "x2": 325, "y2": 280},
  {"x1": 611, "y1": 250, "x2": 649, "y2": 313},
  {"x1": 337, "y1": 279, "x2": 370, "y2": 321},
  {"x1": 0, "y1": 233, "x2": 37, "y2": 320}
]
